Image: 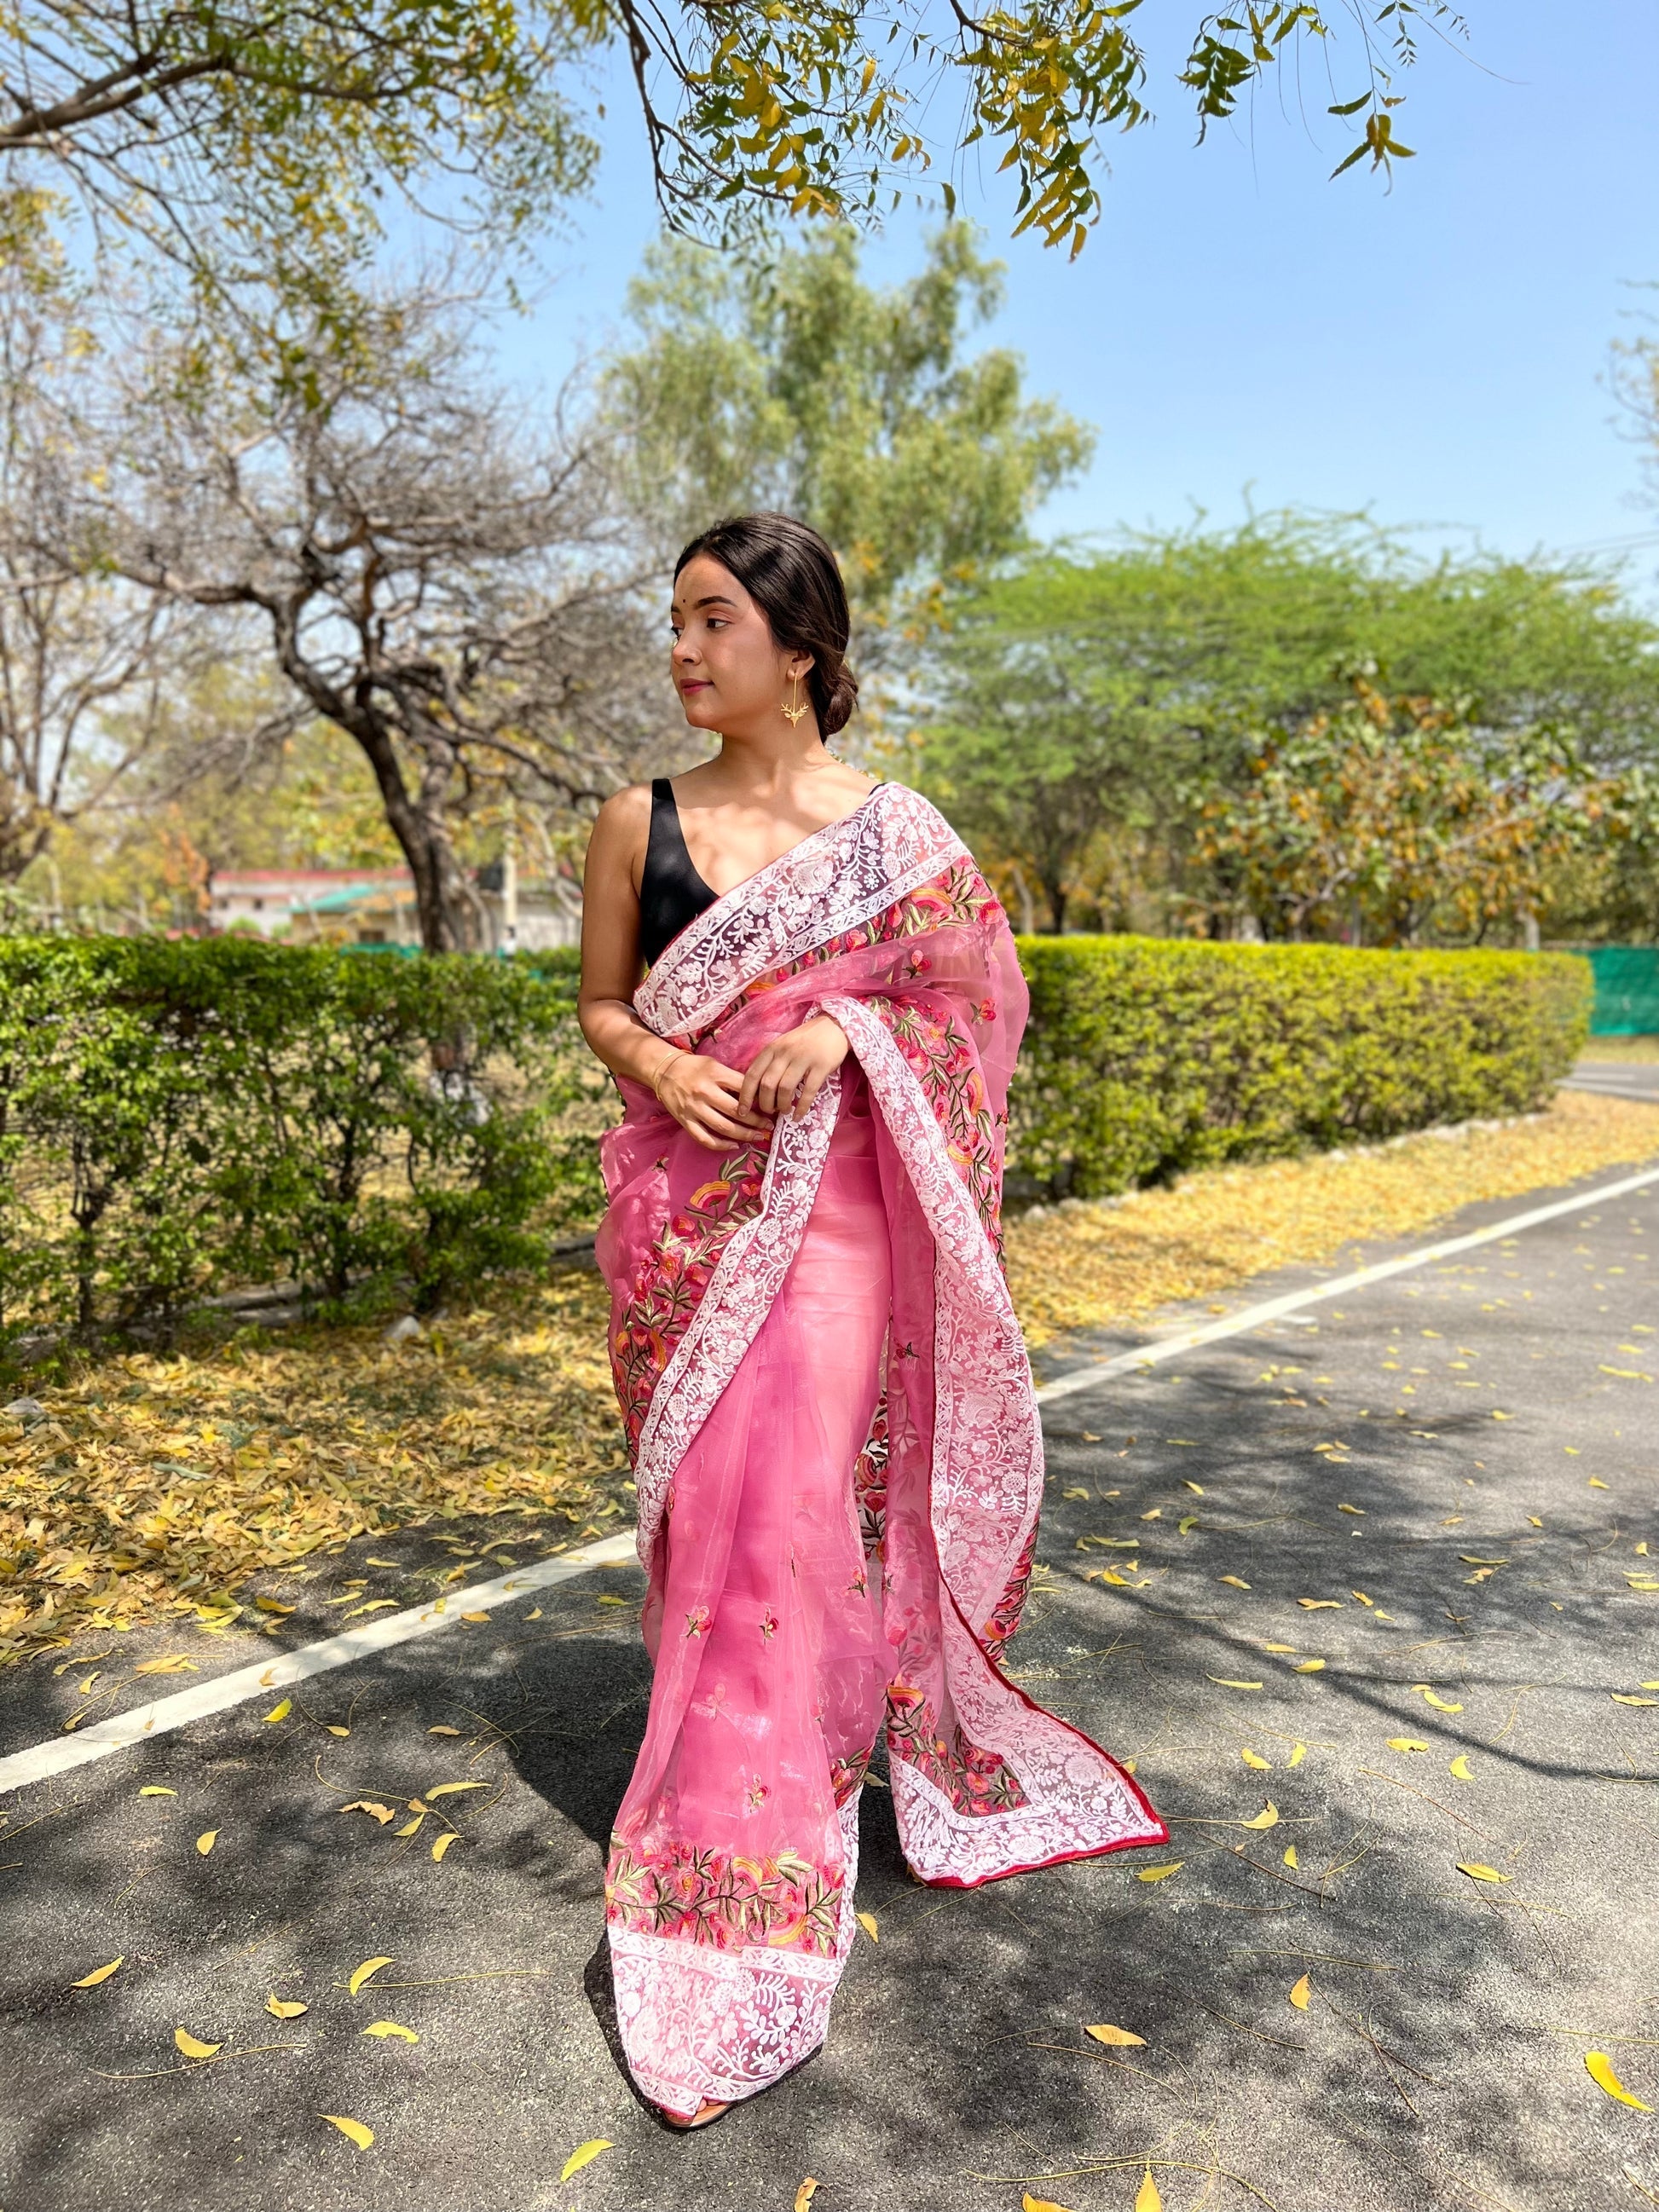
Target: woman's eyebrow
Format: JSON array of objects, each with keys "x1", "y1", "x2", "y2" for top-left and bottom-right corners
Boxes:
[{"x1": 692, "y1": 592, "x2": 738, "y2": 610}]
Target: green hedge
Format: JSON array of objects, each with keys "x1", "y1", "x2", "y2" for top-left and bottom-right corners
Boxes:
[
  {"x1": 0, "y1": 933, "x2": 1593, "y2": 1348},
  {"x1": 1008, "y1": 937, "x2": 1593, "y2": 1202},
  {"x1": 0, "y1": 937, "x2": 602, "y2": 1344}
]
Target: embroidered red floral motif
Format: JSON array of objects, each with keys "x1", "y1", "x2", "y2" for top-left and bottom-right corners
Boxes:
[
  {"x1": 885, "y1": 1679, "x2": 1029, "y2": 1815},
  {"x1": 607, "y1": 1839, "x2": 845, "y2": 1955},
  {"x1": 608, "y1": 1141, "x2": 770, "y2": 1461},
  {"x1": 852, "y1": 1389, "x2": 890, "y2": 1559},
  {"x1": 684, "y1": 1606, "x2": 712, "y2": 1638}
]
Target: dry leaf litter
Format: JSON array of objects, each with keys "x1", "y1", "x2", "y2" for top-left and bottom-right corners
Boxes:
[{"x1": 3, "y1": 1087, "x2": 1653, "y2": 1663}]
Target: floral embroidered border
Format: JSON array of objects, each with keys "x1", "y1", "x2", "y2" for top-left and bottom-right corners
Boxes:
[{"x1": 635, "y1": 783, "x2": 968, "y2": 1041}]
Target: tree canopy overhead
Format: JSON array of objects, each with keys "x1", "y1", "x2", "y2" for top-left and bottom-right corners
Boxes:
[{"x1": 0, "y1": 2, "x2": 1469, "y2": 306}]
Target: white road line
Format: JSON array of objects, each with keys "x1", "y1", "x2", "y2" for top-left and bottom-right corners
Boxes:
[
  {"x1": 0, "y1": 1530, "x2": 640, "y2": 1798},
  {"x1": 1031, "y1": 1159, "x2": 1659, "y2": 1406},
  {"x1": 6, "y1": 1157, "x2": 1657, "y2": 1799}
]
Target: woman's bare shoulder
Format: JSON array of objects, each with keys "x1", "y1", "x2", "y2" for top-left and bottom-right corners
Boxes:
[{"x1": 588, "y1": 783, "x2": 653, "y2": 852}]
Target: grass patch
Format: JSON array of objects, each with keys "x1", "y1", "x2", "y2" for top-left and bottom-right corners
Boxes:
[{"x1": 1579, "y1": 1034, "x2": 1659, "y2": 1063}]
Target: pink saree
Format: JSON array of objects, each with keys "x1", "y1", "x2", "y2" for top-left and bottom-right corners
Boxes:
[{"x1": 595, "y1": 780, "x2": 1167, "y2": 2119}]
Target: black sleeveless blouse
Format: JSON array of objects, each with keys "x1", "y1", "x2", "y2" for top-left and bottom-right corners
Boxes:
[{"x1": 639, "y1": 777, "x2": 718, "y2": 967}]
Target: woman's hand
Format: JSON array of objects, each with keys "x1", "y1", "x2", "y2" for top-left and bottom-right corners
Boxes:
[
  {"x1": 737, "y1": 1013, "x2": 851, "y2": 1123},
  {"x1": 653, "y1": 1049, "x2": 776, "y2": 1153}
]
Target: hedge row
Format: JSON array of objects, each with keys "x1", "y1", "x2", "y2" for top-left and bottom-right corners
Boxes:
[
  {"x1": 1009, "y1": 937, "x2": 1591, "y2": 1201},
  {"x1": 0, "y1": 936, "x2": 604, "y2": 1344},
  {"x1": 0, "y1": 933, "x2": 1591, "y2": 1347}
]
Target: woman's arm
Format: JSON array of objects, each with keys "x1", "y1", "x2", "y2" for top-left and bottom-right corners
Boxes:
[{"x1": 576, "y1": 788, "x2": 776, "y2": 1153}]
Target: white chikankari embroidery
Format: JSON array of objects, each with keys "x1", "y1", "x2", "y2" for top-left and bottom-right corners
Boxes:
[
  {"x1": 823, "y1": 996, "x2": 1166, "y2": 1885},
  {"x1": 610, "y1": 1792, "x2": 864, "y2": 2114},
  {"x1": 635, "y1": 782, "x2": 967, "y2": 1041},
  {"x1": 632, "y1": 1069, "x2": 841, "y2": 1569}
]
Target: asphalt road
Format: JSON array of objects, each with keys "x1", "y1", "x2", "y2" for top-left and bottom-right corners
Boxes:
[
  {"x1": 2, "y1": 1141, "x2": 1657, "y2": 2212},
  {"x1": 1563, "y1": 1060, "x2": 1659, "y2": 1106}
]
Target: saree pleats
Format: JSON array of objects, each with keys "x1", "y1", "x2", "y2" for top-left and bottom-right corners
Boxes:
[{"x1": 606, "y1": 1084, "x2": 891, "y2": 2116}]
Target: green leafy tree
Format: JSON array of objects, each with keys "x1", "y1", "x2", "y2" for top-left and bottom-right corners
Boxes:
[
  {"x1": 606, "y1": 223, "x2": 1094, "y2": 641},
  {"x1": 1195, "y1": 673, "x2": 1631, "y2": 945},
  {"x1": 918, "y1": 516, "x2": 1659, "y2": 933},
  {"x1": 0, "y1": 3, "x2": 1467, "y2": 311}
]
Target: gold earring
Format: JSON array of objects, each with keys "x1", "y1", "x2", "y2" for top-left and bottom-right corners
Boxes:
[{"x1": 780, "y1": 669, "x2": 809, "y2": 726}]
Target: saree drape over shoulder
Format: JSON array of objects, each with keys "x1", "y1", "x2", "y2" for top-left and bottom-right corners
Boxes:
[{"x1": 595, "y1": 781, "x2": 1166, "y2": 2119}]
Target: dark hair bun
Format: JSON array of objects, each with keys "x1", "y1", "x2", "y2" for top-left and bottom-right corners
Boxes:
[
  {"x1": 673, "y1": 512, "x2": 858, "y2": 739},
  {"x1": 821, "y1": 666, "x2": 859, "y2": 736}
]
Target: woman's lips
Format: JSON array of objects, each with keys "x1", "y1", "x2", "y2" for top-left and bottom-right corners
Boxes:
[{"x1": 678, "y1": 679, "x2": 712, "y2": 695}]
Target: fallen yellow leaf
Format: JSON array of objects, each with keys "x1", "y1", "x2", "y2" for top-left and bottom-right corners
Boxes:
[
  {"x1": 1282, "y1": 1845, "x2": 1298, "y2": 1868},
  {"x1": 1292, "y1": 1659, "x2": 1326, "y2": 1673},
  {"x1": 1209, "y1": 1678, "x2": 1263, "y2": 1691},
  {"x1": 395, "y1": 1814, "x2": 425, "y2": 1838},
  {"x1": 1136, "y1": 1862, "x2": 1183, "y2": 1882},
  {"x1": 135, "y1": 1656, "x2": 197, "y2": 1676},
  {"x1": 560, "y1": 2140, "x2": 612, "y2": 2182},
  {"x1": 1589, "y1": 1477, "x2": 1611, "y2": 1490},
  {"x1": 1298, "y1": 1599, "x2": 1342, "y2": 1610},
  {"x1": 195, "y1": 1829, "x2": 217, "y2": 1856},
  {"x1": 460, "y1": 1612, "x2": 490, "y2": 1625},
  {"x1": 361, "y1": 2021, "x2": 418, "y2": 2042},
  {"x1": 1448, "y1": 1755, "x2": 1474, "y2": 1781},
  {"x1": 348, "y1": 1957, "x2": 393, "y2": 1996},
  {"x1": 425, "y1": 1782, "x2": 488, "y2": 1799},
  {"x1": 1218, "y1": 1575, "x2": 1251, "y2": 1590},
  {"x1": 1388, "y1": 1738, "x2": 1431, "y2": 1753},
  {"x1": 1417, "y1": 1688, "x2": 1464, "y2": 1713},
  {"x1": 70, "y1": 1959, "x2": 123, "y2": 1989},
  {"x1": 339, "y1": 1801, "x2": 396, "y2": 1825},
  {"x1": 1287, "y1": 1743, "x2": 1306, "y2": 1767},
  {"x1": 1338, "y1": 1504, "x2": 1365, "y2": 1516},
  {"x1": 1288, "y1": 1973, "x2": 1311, "y2": 2011},
  {"x1": 253, "y1": 1597, "x2": 294, "y2": 1615},
  {"x1": 856, "y1": 1911, "x2": 878, "y2": 1943},
  {"x1": 1241, "y1": 1748, "x2": 1270, "y2": 1770},
  {"x1": 1587, "y1": 2051, "x2": 1651, "y2": 2111},
  {"x1": 795, "y1": 2184, "x2": 818, "y2": 2212},
  {"x1": 1611, "y1": 1694, "x2": 1657, "y2": 1707},
  {"x1": 266, "y1": 1995, "x2": 308, "y2": 2019},
  {"x1": 1458, "y1": 1862, "x2": 1511, "y2": 1884},
  {"x1": 1024, "y1": 2197, "x2": 1078, "y2": 2212},
  {"x1": 431, "y1": 1833, "x2": 458, "y2": 1862},
  {"x1": 263, "y1": 1699, "x2": 291, "y2": 1724},
  {"x1": 1240, "y1": 1802, "x2": 1280, "y2": 1830},
  {"x1": 326, "y1": 1724, "x2": 350, "y2": 1738},
  {"x1": 1136, "y1": 2169, "x2": 1164, "y2": 2212},
  {"x1": 1084, "y1": 2024, "x2": 1146, "y2": 2047},
  {"x1": 365, "y1": 1558, "x2": 400, "y2": 1568},
  {"x1": 174, "y1": 2028, "x2": 221, "y2": 2059},
  {"x1": 428, "y1": 1724, "x2": 462, "y2": 1736},
  {"x1": 321, "y1": 2114, "x2": 374, "y2": 2150},
  {"x1": 138, "y1": 1786, "x2": 175, "y2": 1796}
]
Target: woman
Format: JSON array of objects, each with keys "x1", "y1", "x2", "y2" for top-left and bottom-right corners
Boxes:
[{"x1": 578, "y1": 512, "x2": 1165, "y2": 2129}]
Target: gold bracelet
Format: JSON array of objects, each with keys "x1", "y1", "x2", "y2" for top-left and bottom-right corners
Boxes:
[{"x1": 648, "y1": 1045, "x2": 680, "y2": 1100}]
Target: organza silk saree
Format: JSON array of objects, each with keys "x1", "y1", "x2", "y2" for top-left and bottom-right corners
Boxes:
[{"x1": 596, "y1": 781, "x2": 1166, "y2": 2118}]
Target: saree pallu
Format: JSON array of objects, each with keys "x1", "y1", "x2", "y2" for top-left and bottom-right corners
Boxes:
[{"x1": 596, "y1": 782, "x2": 1167, "y2": 2119}]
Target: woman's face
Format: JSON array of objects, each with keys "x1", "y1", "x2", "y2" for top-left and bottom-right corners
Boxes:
[{"x1": 669, "y1": 553, "x2": 810, "y2": 735}]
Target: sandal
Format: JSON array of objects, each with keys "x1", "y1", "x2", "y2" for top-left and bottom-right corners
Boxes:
[{"x1": 662, "y1": 2099, "x2": 730, "y2": 2130}]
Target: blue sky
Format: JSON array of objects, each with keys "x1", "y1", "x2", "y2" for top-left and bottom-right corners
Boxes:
[{"x1": 494, "y1": 3, "x2": 1659, "y2": 581}]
